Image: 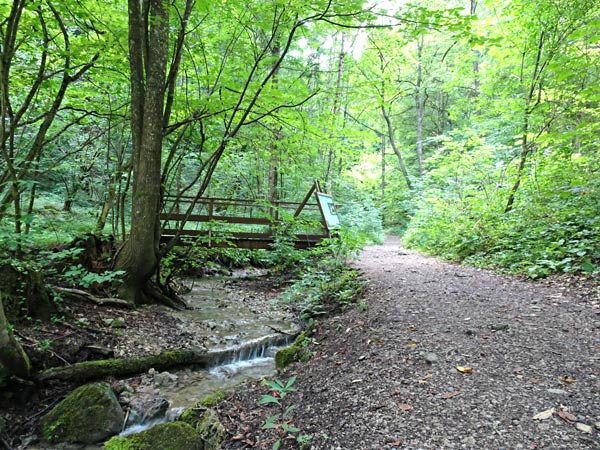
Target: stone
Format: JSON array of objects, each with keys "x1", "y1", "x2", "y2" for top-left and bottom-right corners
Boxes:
[
  {"x1": 275, "y1": 331, "x2": 312, "y2": 369},
  {"x1": 575, "y1": 423, "x2": 593, "y2": 434},
  {"x1": 154, "y1": 371, "x2": 178, "y2": 388},
  {"x1": 423, "y1": 352, "x2": 439, "y2": 364},
  {"x1": 40, "y1": 382, "x2": 124, "y2": 444},
  {"x1": 546, "y1": 388, "x2": 567, "y2": 395},
  {"x1": 179, "y1": 406, "x2": 225, "y2": 450},
  {"x1": 104, "y1": 422, "x2": 202, "y2": 450},
  {"x1": 125, "y1": 396, "x2": 170, "y2": 427}
]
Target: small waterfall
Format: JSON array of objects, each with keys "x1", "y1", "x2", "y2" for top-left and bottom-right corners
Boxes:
[
  {"x1": 118, "y1": 332, "x2": 297, "y2": 437},
  {"x1": 208, "y1": 333, "x2": 296, "y2": 377}
]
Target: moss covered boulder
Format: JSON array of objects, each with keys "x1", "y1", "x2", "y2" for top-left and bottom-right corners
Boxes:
[
  {"x1": 178, "y1": 402, "x2": 225, "y2": 450},
  {"x1": 104, "y1": 422, "x2": 203, "y2": 450},
  {"x1": 275, "y1": 331, "x2": 312, "y2": 369},
  {"x1": 40, "y1": 382, "x2": 124, "y2": 444}
]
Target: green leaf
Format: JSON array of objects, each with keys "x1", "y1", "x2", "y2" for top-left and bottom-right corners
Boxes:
[
  {"x1": 262, "y1": 414, "x2": 280, "y2": 429},
  {"x1": 582, "y1": 262, "x2": 596, "y2": 273},
  {"x1": 258, "y1": 395, "x2": 281, "y2": 405},
  {"x1": 282, "y1": 423, "x2": 300, "y2": 433},
  {"x1": 285, "y1": 375, "x2": 297, "y2": 390}
]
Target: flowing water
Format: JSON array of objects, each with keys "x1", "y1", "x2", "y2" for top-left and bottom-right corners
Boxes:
[{"x1": 121, "y1": 274, "x2": 299, "y2": 433}]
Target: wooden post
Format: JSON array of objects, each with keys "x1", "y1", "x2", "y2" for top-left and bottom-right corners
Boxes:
[{"x1": 294, "y1": 180, "x2": 318, "y2": 218}]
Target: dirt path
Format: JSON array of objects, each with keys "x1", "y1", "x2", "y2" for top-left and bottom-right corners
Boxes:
[{"x1": 220, "y1": 236, "x2": 600, "y2": 449}]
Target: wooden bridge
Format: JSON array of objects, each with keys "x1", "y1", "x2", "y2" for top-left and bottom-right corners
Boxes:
[{"x1": 160, "y1": 181, "x2": 340, "y2": 250}]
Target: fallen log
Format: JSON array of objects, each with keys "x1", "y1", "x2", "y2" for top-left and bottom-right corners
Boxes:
[
  {"x1": 36, "y1": 333, "x2": 295, "y2": 383},
  {"x1": 37, "y1": 349, "x2": 224, "y2": 383}
]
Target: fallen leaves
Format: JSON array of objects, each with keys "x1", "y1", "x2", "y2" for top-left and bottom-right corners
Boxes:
[
  {"x1": 533, "y1": 407, "x2": 555, "y2": 420},
  {"x1": 417, "y1": 373, "x2": 433, "y2": 384},
  {"x1": 556, "y1": 410, "x2": 577, "y2": 424},
  {"x1": 532, "y1": 406, "x2": 593, "y2": 434},
  {"x1": 455, "y1": 365, "x2": 473, "y2": 374},
  {"x1": 558, "y1": 376, "x2": 576, "y2": 384},
  {"x1": 441, "y1": 390, "x2": 461, "y2": 399}
]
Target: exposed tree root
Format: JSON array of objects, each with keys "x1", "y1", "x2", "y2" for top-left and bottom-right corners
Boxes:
[{"x1": 51, "y1": 286, "x2": 133, "y2": 309}]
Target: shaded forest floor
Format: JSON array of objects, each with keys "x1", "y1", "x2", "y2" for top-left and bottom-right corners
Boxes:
[
  {"x1": 2, "y1": 237, "x2": 599, "y2": 449},
  {"x1": 217, "y1": 236, "x2": 600, "y2": 449}
]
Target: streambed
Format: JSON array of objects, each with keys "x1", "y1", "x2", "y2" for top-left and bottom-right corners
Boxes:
[{"x1": 118, "y1": 272, "x2": 300, "y2": 432}]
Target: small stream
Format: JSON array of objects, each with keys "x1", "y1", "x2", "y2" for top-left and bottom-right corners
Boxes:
[{"x1": 120, "y1": 274, "x2": 299, "y2": 434}]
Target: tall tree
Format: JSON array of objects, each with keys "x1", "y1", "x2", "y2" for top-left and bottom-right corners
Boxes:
[{"x1": 116, "y1": 0, "x2": 193, "y2": 304}]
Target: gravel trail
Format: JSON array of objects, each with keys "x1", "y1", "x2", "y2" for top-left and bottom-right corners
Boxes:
[{"x1": 220, "y1": 236, "x2": 600, "y2": 450}]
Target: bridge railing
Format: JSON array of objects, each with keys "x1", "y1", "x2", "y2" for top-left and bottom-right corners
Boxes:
[{"x1": 159, "y1": 195, "x2": 330, "y2": 249}]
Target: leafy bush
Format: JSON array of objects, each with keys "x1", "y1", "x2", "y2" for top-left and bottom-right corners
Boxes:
[{"x1": 403, "y1": 132, "x2": 600, "y2": 278}]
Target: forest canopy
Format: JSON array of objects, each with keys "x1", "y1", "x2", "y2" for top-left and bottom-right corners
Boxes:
[{"x1": 1, "y1": 0, "x2": 599, "y2": 282}]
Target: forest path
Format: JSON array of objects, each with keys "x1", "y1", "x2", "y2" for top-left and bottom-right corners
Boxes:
[{"x1": 222, "y1": 236, "x2": 599, "y2": 449}]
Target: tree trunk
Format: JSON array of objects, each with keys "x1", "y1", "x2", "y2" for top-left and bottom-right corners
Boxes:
[
  {"x1": 115, "y1": 0, "x2": 169, "y2": 304},
  {"x1": 471, "y1": 0, "x2": 480, "y2": 98},
  {"x1": 0, "y1": 295, "x2": 31, "y2": 379},
  {"x1": 381, "y1": 105, "x2": 412, "y2": 190},
  {"x1": 415, "y1": 36, "x2": 425, "y2": 174}
]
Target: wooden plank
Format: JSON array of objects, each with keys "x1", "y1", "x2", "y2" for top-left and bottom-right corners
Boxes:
[
  {"x1": 161, "y1": 229, "x2": 326, "y2": 241},
  {"x1": 160, "y1": 213, "x2": 272, "y2": 225}
]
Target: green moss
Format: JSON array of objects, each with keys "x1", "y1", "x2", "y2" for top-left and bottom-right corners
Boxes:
[
  {"x1": 177, "y1": 401, "x2": 225, "y2": 450},
  {"x1": 178, "y1": 391, "x2": 227, "y2": 427},
  {"x1": 199, "y1": 390, "x2": 227, "y2": 407},
  {"x1": 275, "y1": 331, "x2": 313, "y2": 369},
  {"x1": 40, "y1": 382, "x2": 123, "y2": 444},
  {"x1": 104, "y1": 422, "x2": 203, "y2": 450}
]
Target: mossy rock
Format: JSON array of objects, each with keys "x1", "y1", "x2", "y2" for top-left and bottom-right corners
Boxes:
[
  {"x1": 40, "y1": 382, "x2": 124, "y2": 444},
  {"x1": 105, "y1": 422, "x2": 203, "y2": 450},
  {"x1": 178, "y1": 403, "x2": 225, "y2": 450},
  {"x1": 198, "y1": 390, "x2": 227, "y2": 407},
  {"x1": 178, "y1": 391, "x2": 227, "y2": 426},
  {"x1": 275, "y1": 331, "x2": 313, "y2": 369}
]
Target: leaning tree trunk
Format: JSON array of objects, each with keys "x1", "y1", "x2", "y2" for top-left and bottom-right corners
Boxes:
[
  {"x1": 115, "y1": 0, "x2": 169, "y2": 304},
  {"x1": 0, "y1": 294, "x2": 31, "y2": 379}
]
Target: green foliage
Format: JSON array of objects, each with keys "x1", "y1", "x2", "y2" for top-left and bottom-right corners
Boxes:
[
  {"x1": 275, "y1": 332, "x2": 314, "y2": 369},
  {"x1": 404, "y1": 131, "x2": 600, "y2": 278},
  {"x1": 280, "y1": 255, "x2": 366, "y2": 320},
  {"x1": 258, "y1": 376, "x2": 311, "y2": 450}
]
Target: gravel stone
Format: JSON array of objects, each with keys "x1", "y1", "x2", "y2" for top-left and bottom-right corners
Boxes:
[{"x1": 219, "y1": 237, "x2": 600, "y2": 450}]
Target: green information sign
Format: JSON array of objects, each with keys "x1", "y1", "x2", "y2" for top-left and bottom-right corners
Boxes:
[{"x1": 316, "y1": 193, "x2": 340, "y2": 229}]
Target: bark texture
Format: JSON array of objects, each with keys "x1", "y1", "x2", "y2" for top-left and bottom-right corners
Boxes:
[{"x1": 116, "y1": 0, "x2": 169, "y2": 303}]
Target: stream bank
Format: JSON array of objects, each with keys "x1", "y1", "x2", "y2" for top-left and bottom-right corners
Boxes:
[{"x1": 2, "y1": 269, "x2": 301, "y2": 449}]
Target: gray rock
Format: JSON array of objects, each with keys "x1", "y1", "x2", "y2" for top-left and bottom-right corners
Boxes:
[
  {"x1": 547, "y1": 388, "x2": 568, "y2": 395},
  {"x1": 575, "y1": 423, "x2": 593, "y2": 434},
  {"x1": 423, "y1": 352, "x2": 439, "y2": 364},
  {"x1": 40, "y1": 382, "x2": 124, "y2": 444},
  {"x1": 154, "y1": 371, "x2": 178, "y2": 388},
  {"x1": 125, "y1": 396, "x2": 170, "y2": 427}
]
